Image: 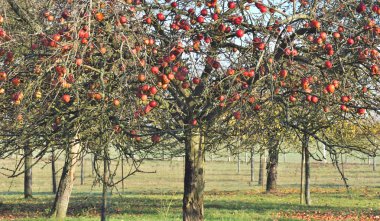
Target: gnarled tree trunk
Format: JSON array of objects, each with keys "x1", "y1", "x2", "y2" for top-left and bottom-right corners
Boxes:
[
  {"x1": 266, "y1": 137, "x2": 280, "y2": 192},
  {"x1": 50, "y1": 139, "x2": 81, "y2": 218},
  {"x1": 24, "y1": 146, "x2": 33, "y2": 199},
  {"x1": 183, "y1": 127, "x2": 205, "y2": 221}
]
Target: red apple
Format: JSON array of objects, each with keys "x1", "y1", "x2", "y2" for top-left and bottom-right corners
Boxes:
[
  {"x1": 157, "y1": 13, "x2": 165, "y2": 21},
  {"x1": 357, "y1": 108, "x2": 366, "y2": 115},
  {"x1": 236, "y1": 29, "x2": 244, "y2": 38},
  {"x1": 113, "y1": 99, "x2": 120, "y2": 107},
  {"x1": 311, "y1": 96, "x2": 319, "y2": 103},
  {"x1": 325, "y1": 60, "x2": 333, "y2": 69},
  {"x1": 11, "y1": 77, "x2": 20, "y2": 86},
  {"x1": 326, "y1": 84, "x2": 335, "y2": 93},
  {"x1": 347, "y1": 38, "x2": 355, "y2": 45},
  {"x1": 192, "y1": 77, "x2": 201, "y2": 84},
  {"x1": 340, "y1": 104, "x2": 348, "y2": 112},
  {"x1": 61, "y1": 94, "x2": 70, "y2": 103},
  {"x1": 228, "y1": 1, "x2": 236, "y2": 9},
  {"x1": 289, "y1": 95, "x2": 296, "y2": 103},
  {"x1": 190, "y1": 119, "x2": 197, "y2": 126},
  {"x1": 279, "y1": 69, "x2": 288, "y2": 78},
  {"x1": 149, "y1": 86, "x2": 158, "y2": 95},
  {"x1": 149, "y1": 100, "x2": 158, "y2": 108}
]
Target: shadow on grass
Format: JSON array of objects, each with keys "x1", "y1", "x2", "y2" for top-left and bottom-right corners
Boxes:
[{"x1": 0, "y1": 191, "x2": 379, "y2": 219}]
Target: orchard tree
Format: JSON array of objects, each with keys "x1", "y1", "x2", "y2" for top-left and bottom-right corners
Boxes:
[
  {"x1": 0, "y1": 0, "x2": 161, "y2": 220},
  {"x1": 1, "y1": 1, "x2": 380, "y2": 221}
]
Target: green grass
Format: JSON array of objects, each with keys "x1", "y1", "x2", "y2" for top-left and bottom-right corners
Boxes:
[{"x1": 0, "y1": 157, "x2": 379, "y2": 220}]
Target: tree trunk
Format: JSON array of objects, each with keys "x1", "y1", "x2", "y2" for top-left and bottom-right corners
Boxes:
[
  {"x1": 24, "y1": 146, "x2": 33, "y2": 199},
  {"x1": 258, "y1": 152, "x2": 265, "y2": 186},
  {"x1": 101, "y1": 150, "x2": 109, "y2": 221},
  {"x1": 322, "y1": 143, "x2": 327, "y2": 164},
  {"x1": 51, "y1": 148, "x2": 57, "y2": 194},
  {"x1": 300, "y1": 143, "x2": 304, "y2": 204},
  {"x1": 91, "y1": 154, "x2": 94, "y2": 177},
  {"x1": 50, "y1": 140, "x2": 81, "y2": 218},
  {"x1": 250, "y1": 147, "x2": 254, "y2": 183},
  {"x1": 373, "y1": 156, "x2": 376, "y2": 172},
  {"x1": 266, "y1": 138, "x2": 280, "y2": 192},
  {"x1": 303, "y1": 134, "x2": 311, "y2": 205},
  {"x1": 183, "y1": 127, "x2": 205, "y2": 221},
  {"x1": 80, "y1": 155, "x2": 84, "y2": 185},
  {"x1": 121, "y1": 157, "x2": 124, "y2": 192},
  {"x1": 237, "y1": 151, "x2": 240, "y2": 174}
]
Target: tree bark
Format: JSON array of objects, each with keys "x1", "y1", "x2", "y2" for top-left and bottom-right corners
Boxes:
[
  {"x1": 80, "y1": 155, "x2": 84, "y2": 185},
  {"x1": 322, "y1": 143, "x2": 327, "y2": 164},
  {"x1": 237, "y1": 151, "x2": 240, "y2": 174},
  {"x1": 250, "y1": 147, "x2": 254, "y2": 183},
  {"x1": 373, "y1": 156, "x2": 376, "y2": 172},
  {"x1": 121, "y1": 157, "x2": 124, "y2": 193},
  {"x1": 91, "y1": 154, "x2": 94, "y2": 177},
  {"x1": 300, "y1": 141, "x2": 305, "y2": 204},
  {"x1": 51, "y1": 148, "x2": 57, "y2": 194},
  {"x1": 258, "y1": 152, "x2": 265, "y2": 186},
  {"x1": 101, "y1": 150, "x2": 109, "y2": 221},
  {"x1": 50, "y1": 140, "x2": 81, "y2": 218},
  {"x1": 183, "y1": 127, "x2": 205, "y2": 221},
  {"x1": 24, "y1": 146, "x2": 33, "y2": 199},
  {"x1": 266, "y1": 138, "x2": 280, "y2": 192},
  {"x1": 303, "y1": 134, "x2": 311, "y2": 205}
]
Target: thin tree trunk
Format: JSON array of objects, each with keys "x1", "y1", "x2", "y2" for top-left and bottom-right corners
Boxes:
[
  {"x1": 237, "y1": 151, "x2": 240, "y2": 174},
  {"x1": 80, "y1": 155, "x2": 84, "y2": 185},
  {"x1": 266, "y1": 138, "x2": 279, "y2": 192},
  {"x1": 250, "y1": 147, "x2": 254, "y2": 183},
  {"x1": 24, "y1": 146, "x2": 33, "y2": 199},
  {"x1": 91, "y1": 154, "x2": 94, "y2": 177},
  {"x1": 258, "y1": 152, "x2": 265, "y2": 186},
  {"x1": 303, "y1": 134, "x2": 311, "y2": 205},
  {"x1": 373, "y1": 156, "x2": 376, "y2": 172},
  {"x1": 300, "y1": 143, "x2": 304, "y2": 204},
  {"x1": 183, "y1": 127, "x2": 205, "y2": 221},
  {"x1": 101, "y1": 150, "x2": 109, "y2": 221},
  {"x1": 52, "y1": 148, "x2": 57, "y2": 194},
  {"x1": 50, "y1": 139, "x2": 81, "y2": 219},
  {"x1": 121, "y1": 156, "x2": 124, "y2": 193},
  {"x1": 323, "y1": 143, "x2": 327, "y2": 164}
]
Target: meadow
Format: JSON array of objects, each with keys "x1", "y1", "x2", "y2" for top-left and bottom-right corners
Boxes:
[{"x1": 0, "y1": 154, "x2": 379, "y2": 220}]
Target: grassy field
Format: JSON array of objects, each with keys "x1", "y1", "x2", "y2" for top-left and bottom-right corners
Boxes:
[{"x1": 0, "y1": 155, "x2": 379, "y2": 220}]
